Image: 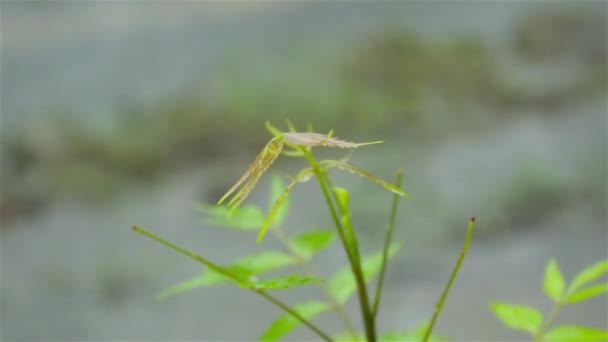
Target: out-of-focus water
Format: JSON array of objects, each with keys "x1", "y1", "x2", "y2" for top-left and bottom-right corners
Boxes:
[{"x1": 1, "y1": 1, "x2": 606, "y2": 341}]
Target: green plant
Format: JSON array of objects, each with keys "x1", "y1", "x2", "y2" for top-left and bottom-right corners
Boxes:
[
  {"x1": 489, "y1": 258, "x2": 608, "y2": 342},
  {"x1": 133, "y1": 122, "x2": 474, "y2": 342}
]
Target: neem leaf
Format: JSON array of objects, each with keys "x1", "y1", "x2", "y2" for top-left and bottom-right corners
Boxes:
[
  {"x1": 488, "y1": 302, "x2": 542, "y2": 334},
  {"x1": 247, "y1": 274, "x2": 323, "y2": 290},
  {"x1": 332, "y1": 187, "x2": 357, "y2": 251},
  {"x1": 234, "y1": 251, "x2": 295, "y2": 274},
  {"x1": 544, "y1": 325, "x2": 608, "y2": 341},
  {"x1": 333, "y1": 332, "x2": 365, "y2": 341},
  {"x1": 544, "y1": 259, "x2": 565, "y2": 302},
  {"x1": 379, "y1": 331, "x2": 446, "y2": 342},
  {"x1": 200, "y1": 204, "x2": 264, "y2": 230},
  {"x1": 258, "y1": 301, "x2": 330, "y2": 341},
  {"x1": 564, "y1": 283, "x2": 608, "y2": 304},
  {"x1": 156, "y1": 273, "x2": 213, "y2": 300},
  {"x1": 289, "y1": 230, "x2": 335, "y2": 259},
  {"x1": 568, "y1": 258, "x2": 608, "y2": 294},
  {"x1": 258, "y1": 174, "x2": 299, "y2": 243},
  {"x1": 329, "y1": 243, "x2": 401, "y2": 303},
  {"x1": 321, "y1": 160, "x2": 408, "y2": 197},
  {"x1": 267, "y1": 173, "x2": 290, "y2": 227}
]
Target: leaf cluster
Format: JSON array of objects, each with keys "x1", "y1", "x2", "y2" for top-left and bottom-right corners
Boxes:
[{"x1": 489, "y1": 258, "x2": 608, "y2": 341}]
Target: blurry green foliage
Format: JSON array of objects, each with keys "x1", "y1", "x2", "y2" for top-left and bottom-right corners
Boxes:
[{"x1": 489, "y1": 258, "x2": 608, "y2": 341}]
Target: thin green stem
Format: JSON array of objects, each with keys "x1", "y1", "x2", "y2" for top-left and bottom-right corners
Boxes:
[
  {"x1": 372, "y1": 169, "x2": 403, "y2": 317},
  {"x1": 271, "y1": 227, "x2": 358, "y2": 339},
  {"x1": 422, "y1": 217, "x2": 476, "y2": 342},
  {"x1": 132, "y1": 226, "x2": 333, "y2": 342},
  {"x1": 298, "y1": 147, "x2": 376, "y2": 342},
  {"x1": 532, "y1": 302, "x2": 562, "y2": 342}
]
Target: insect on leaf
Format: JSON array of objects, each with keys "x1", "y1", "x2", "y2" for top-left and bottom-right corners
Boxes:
[
  {"x1": 258, "y1": 301, "x2": 330, "y2": 342},
  {"x1": 283, "y1": 132, "x2": 383, "y2": 148},
  {"x1": 218, "y1": 136, "x2": 284, "y2": 209}
]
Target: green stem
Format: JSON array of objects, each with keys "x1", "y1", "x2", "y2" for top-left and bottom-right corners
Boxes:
[
  {"x1": 532, "y1": 302, "x2": 562, "y2": 342},
  {"x1": 372, "y1": 169, "x2": 403, "y2": 317},
  {"x1": 132, "y1": 226, "x2": 333, "y2": 342},
  {"x1": 298, "y1": 148, "x2": 376, "y2": 342},
  {"x1": 271, "y1": 227, "x2": 358, "y2": 339},
  {"x1": 422, "y1": 217, "x2": 476, "y2": 342}
]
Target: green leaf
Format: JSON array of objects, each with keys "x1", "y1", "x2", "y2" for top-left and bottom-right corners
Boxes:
[
  {"x1": 332, "y1": 187, "x2": 357, "y2": 251},
  {"x1": 268, "y1": 173, "x2": 290, "y2": 226},
  {"x1": 488, "y1": 302, "x2": 542, "y2": 334},
  {"x1": 333, "y1": 332, "x2": 365, "y2": 341},
  {"x1": 544, "y1": 259, "x2": 565, "y2": 302},
  {"x1": 200, "y1": 204, "x2": 264, "y2": 230},
  {"x1": 564, "y1": 283, "x2": 608, "y2": 303},
  {"x1": 246, "y1": 274, "x2": 323, "y2": 290},
  {"x1": 156, "y1": 273, "x2": 212, "y2": 300},
  {"x1": 329, "y1": 243, "x2": 401, "y2": 303},
  {"x1": 379, "y1": 331, "x2": 446, "y2": 342},
  {"x1": 320, "y1": 160, "x2": 408, "y2": 197},
  {"x1": 258, "y1": 174, "x2": 299, "y2": 243},
  {"x1": 333, "y1": 187, "x2": 350, "y2": 212},
  {"x1": 258, "y1": 301, "x2": 330, "y2": 341},
  {"x1": 234, "y1": 251, "x2": 295, "y2": 274},
  {"x1": 544, "y1": 325, "x2": 608, "y2": 341},
  {"x1": 289, "y1": 230, "x2": 335, "y2": 259},
  {"x1": 568, "y1": 259, "x2": 608, "y2": 293}
]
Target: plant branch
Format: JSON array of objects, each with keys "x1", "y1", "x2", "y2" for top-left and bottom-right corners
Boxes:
[
  {"x1": 532, "y1": 302, "x2": 562, "y2": 342},
  {"x1": 132, "y1": 226, "x2": 333, "y2": 342},
  {"x1": 271, "y1": 226, "x2": 358, "y2": 339},
  {"x1": 298, "y1": 147, "x2": 376, "y2": 342},
  {"x1": 422, "y1": 217, "x2": 476, "y2": 342},
  {"x1": 372, "y1": 169, "x2": 403, "y2": 317}
]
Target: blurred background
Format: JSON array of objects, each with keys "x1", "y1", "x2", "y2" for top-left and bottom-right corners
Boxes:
[{"x1": 1, "y1": 1, "x2": 606, "y2": 341}]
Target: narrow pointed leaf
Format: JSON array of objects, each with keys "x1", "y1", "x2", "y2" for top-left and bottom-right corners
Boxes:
[
  {"x1": 247, "y1": 274, "x2": 323, "y2": 290},
  {"x1": 332, "y1": 186, "x2": 359, "y2": 259},
  {"x1": 329, "y1": 243, "x2": 401, "y2": 303},
  {"x1": 257, "y1": 175, "x2": 298, "y2": 243},
  {"x1": 156, "y1": 273, "x2": 212, "y2": 300},
  {"x1": 488, "y1": 302, "x2": 542, "y2": 334},
  {"x1": 544, "y1": 259, "x2": 565, "y2": 302},
  {"x1": 179, "y1": 252, "x2": 294, "y2": 292},
  {"x1": 200, "y1": 204, "x2": 264, "y2": 230},
  {"x1": 564, "y1": 283, "x2": 608, "y2": 303},
  {"x1": 258, "y1": 301, "x2": 330, "y2": 341},
  {"x1": 321, "y1": 160, "x2": 408, "y2": 197},
  {"x1": 268, "y1": 173, "x2": 290, "y2": 226},
  {"x1": 568, "y1": 259, "x2": 608, "y2": 293},
  {"x1": 544, "y1": 325, "x2": 608, "y2": 341},
  {"x1": 289, "y1": 230, "x2": 335, "y2": 259},
  {"x1": 334, "y1": 332, "x2": 365, "y2": 341},
  {"x1": 235, "y1": 251, "x2": 295, "y2": 274},
  {"x1": 265, "y1": 121, "x2": 284, "y2": 138},
  {"x1": 379, "y1": 331, "x2": 446, "y2": 342}
]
